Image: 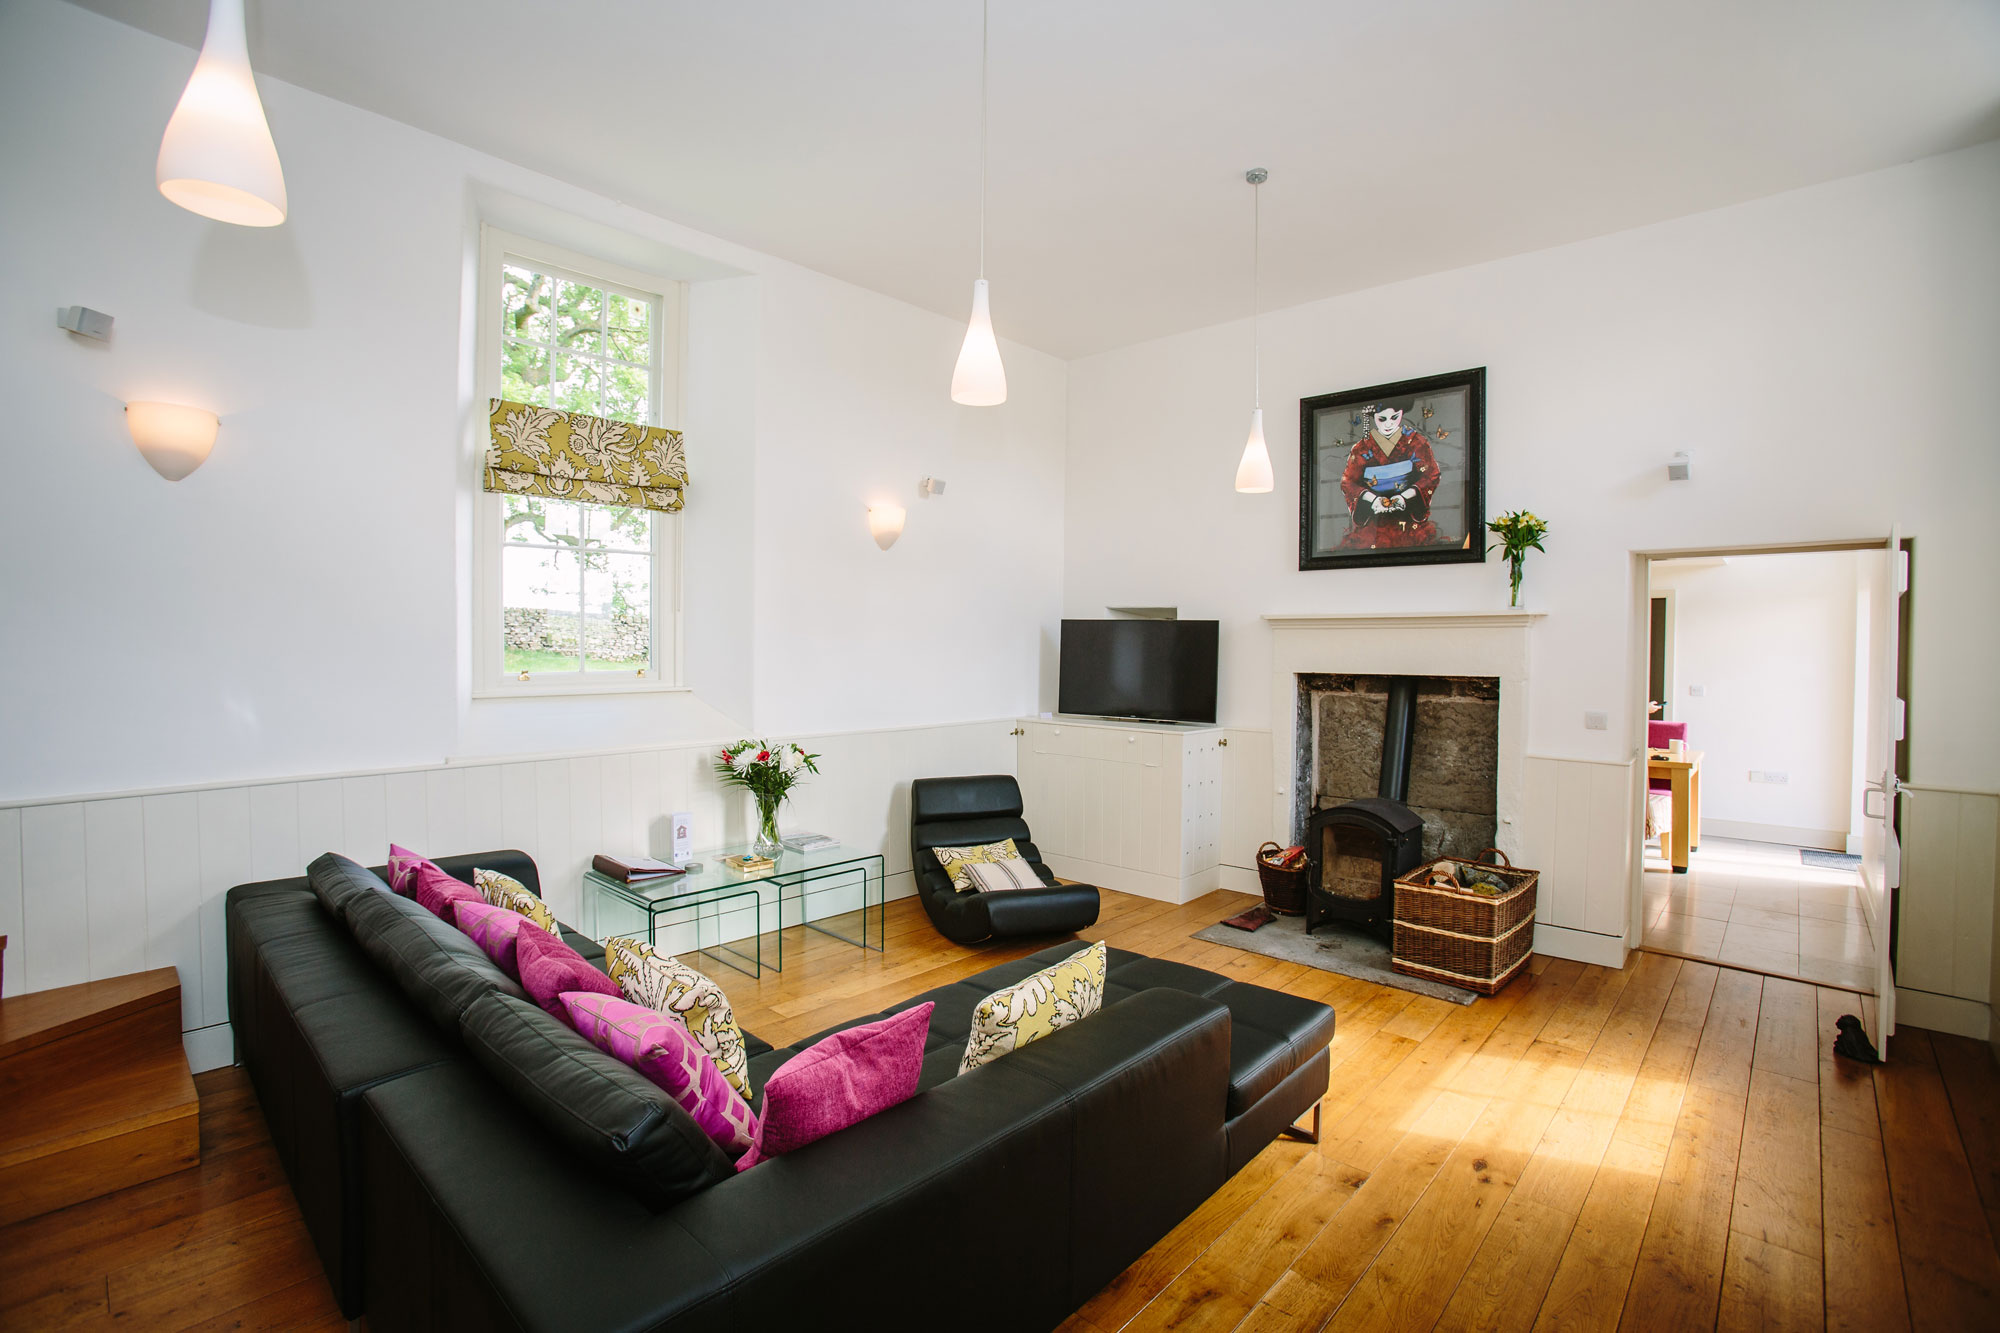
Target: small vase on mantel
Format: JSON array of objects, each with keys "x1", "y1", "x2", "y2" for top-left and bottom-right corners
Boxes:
[{"x1": 1487, "y1": 510, "x2": 1549, "y2": 612}]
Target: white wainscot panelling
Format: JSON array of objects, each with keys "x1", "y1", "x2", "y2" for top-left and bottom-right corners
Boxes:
[
  {"x1": 1519, "y1": 755, "x2": 1635, "y2": 958},
  {"x1": 1895, "y1": 788, "x2": 1998, "y2": 1024},
  {"x1": 1219, "y1": 729, "x2": 1276, "y2": 886},
  {"x1": 0, "y1": 719, "x2": 1018, "y2": 1073}
]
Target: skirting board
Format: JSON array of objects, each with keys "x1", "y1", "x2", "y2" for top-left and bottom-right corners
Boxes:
[
  {"x1": 1894, "y1": 987, "x2": 1992, "y2": 1042},
  {"x1": 1043, "y1": 853, "x2": 1217, "y2": 905},
  {"x1": 184, "y1": 1022, "x2": 234, "y2": 1075},
  {"x1": 1218, "y1": 863, "x2": 1261, "y2": 895},
  {"x1": 1700, "y1": 818, "x2": 1849, "y2": 852},
  {"x1": 1533, "y1": 921, "x2": 1628, "y2": 969}
]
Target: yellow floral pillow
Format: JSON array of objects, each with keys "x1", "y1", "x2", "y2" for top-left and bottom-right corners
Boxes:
[
  {"x1": 474, "y1": 868, "x2": 560, "y2": 935},
  {"x1": 959, "y1": 942, "x2": 1108, "y2": 1074},
  {"x1": 604, "y1": 936, "x2": 752, "y2": 1101},
  {"x1": 931, "y1": 838, "x2": 1021, "y2": 893}
]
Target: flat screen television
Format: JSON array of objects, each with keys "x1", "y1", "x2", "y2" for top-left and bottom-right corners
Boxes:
[{"x1": 1058, "y1": 619, "x2": 1219, "y2": 724}]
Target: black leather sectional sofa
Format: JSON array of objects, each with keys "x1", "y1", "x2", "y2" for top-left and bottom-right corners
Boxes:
[{"x1": 226, "y1": 848, "x2": 1337, "y2": 1331}]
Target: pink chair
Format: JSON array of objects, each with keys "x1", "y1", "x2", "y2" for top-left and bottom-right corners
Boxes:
[{"x1": 1647, "y1": 721, "x2": 1688, "y2": 859}]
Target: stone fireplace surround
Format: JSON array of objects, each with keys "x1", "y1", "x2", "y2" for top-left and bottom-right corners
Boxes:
[{"x1": 1266, "y1": 613, "x2": 1543, "y2": 859}]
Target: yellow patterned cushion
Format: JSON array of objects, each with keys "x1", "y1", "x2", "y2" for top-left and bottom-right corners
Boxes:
[
  {"x1": 604, "y1": 937, "x2": 752, "y2": 1101},
  {"x1": 959, "y1": 942, "x2": 1108, "y2": 1074},
  {"x1": 474, "y1": 868, "x2": 560, "y2": 935},
  {"x1": 931, "y1": 838, "x2": 1021, "y2": 893}
]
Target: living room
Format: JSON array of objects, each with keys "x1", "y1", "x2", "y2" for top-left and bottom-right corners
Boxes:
[{"x1": 2, "y1": 1, "x2": 1998, "y2": 1330}]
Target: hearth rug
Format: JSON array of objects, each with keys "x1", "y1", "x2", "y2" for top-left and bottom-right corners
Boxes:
[{"x1": 1194, "y1": 911, "x2": 1479, "y2": 1005}]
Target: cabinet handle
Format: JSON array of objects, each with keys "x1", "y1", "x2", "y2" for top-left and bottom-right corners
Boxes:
[
  {"x1": 1009, "y1": 727, "x2": 1026, "y2": 736},
  {"x1": 1217, "y1": 737, "x2": 1229, "y2": 747}
]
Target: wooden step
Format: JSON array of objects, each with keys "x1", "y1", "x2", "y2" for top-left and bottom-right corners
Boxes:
[{"x1": 0, "y1": 968, "x2": 200, "y2": 1228}]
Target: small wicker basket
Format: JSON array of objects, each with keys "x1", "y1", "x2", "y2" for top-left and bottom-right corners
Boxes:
[
  {"x1": 1255, "y1": 842, "x2": 1308, "y2": 916},
  {"x1": 1391, "y1": 848, "x2": 1538, "y2": 996}
]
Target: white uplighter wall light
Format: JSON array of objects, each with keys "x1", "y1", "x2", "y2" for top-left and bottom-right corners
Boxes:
[
  {"x1": 950, "y1": 0, "x2": 1007, "y2": 406},
  {"x1": 126, "y1": 402, "x2": 220, "y2": 481},
  {"x1": 156, "y1": 0, "x2": 288, "y2": 227},
  {"x1": 868, "y1": 504, "x2": 906, "y2": 550},
  {"x1": 1234, "y1": 167, "x2": 1274, "y2": 493}
]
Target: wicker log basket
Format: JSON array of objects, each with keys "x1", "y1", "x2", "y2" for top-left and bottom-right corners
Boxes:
[
  {"x1": 1391, "y1": 847, "x2": 1538, "y2": 996},
  {"x1": 1255, "y1": 842, "x2": 1308, "y2": 916}
]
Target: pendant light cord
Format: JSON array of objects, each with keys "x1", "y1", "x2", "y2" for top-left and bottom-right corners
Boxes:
[
  {"x1": 979, "y1": 0, "x2": 989, "y2": 279},
  {"x1": 1251, "y1": 175, "x2": 1261, "y2": 411}
]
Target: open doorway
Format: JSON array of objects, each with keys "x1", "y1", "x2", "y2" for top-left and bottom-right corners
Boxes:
[{"x1": 1635, "y1": 548, "x2": 1898, "y2": 995}]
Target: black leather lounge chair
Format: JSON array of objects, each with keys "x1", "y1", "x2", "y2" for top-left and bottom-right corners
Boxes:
[{"x1": 909, "y1": 774, "x2": 1101, "y2": 945}]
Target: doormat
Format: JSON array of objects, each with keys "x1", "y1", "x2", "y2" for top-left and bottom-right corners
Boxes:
[
  {"x1": 1194, "y1": 912, "x2": 1478, "y2": 1005},
  {"x1": 1801, "y1": 849, "x2": 1861, "y2": 870},
  {"x1": 1222, "y1": 904, "x2": 1276, "y2": 932}
]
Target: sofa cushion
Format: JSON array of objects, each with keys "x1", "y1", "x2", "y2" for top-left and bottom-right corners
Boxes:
[
  {"x1": 459, "y1": 991, "x2": 734, "y2": 1209},
  {"x1": 307, "y1": 852, "x2": 394, "y2": 919},
  {"x1": 474, "y1": 867, "x2": 561, "y2": 934},
  {"x1": 1006, "y1": 942, "x2": 1339, "y2": 1118},
  {"x1": 344, "y1": 876, "x2": 526, "y2": 1029},
  {"x1": 386, "y1": 844, "x2": 424, "y2": 896},
  {"x1": 562, "y1": 992, "x2": 758, "y2": 1159},
  {"x1": 960, "y1": 942, "x2": 1107, "y2": 1073},
  {"x1": 517, "y1": 923, "x2": 619, "y2": 1020},
  {"x1": 739, "y1": 1002, "x2": 933, "y2": 1171},
  {"x1": 454, "y1": 901, "x2": 528, "y2": 979},
  {"x1": 413, "y1": 859, "x2": 485, "y2": 922}
]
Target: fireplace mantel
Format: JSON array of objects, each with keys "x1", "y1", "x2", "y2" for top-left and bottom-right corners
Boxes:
[{"x1": 1266, "y1": 610, "x2": 1539, "y2": 852}]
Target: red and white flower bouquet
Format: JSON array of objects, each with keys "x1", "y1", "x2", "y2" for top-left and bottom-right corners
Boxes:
[{"x1": 714, "y1": 740, "x2": 821, "y2": 856}]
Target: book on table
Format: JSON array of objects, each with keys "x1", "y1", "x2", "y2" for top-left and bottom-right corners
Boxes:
[
  {"x1": 780, "y1": 832, "x2": 837, "y2": 852},
  {"x1": 592, "y1": 853, "x2": 685, "y2": 883}
]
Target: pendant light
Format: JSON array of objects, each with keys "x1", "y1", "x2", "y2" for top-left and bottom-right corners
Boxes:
[
  {"x1": 156, "y1": 0, "x2": 288, "y2": 227},
  {"x1": 1235, "y1": 168, "x2": 1274, "y2": 493},
  {"x1": 950, "y1": 0, "x2": 1007, "y2": 406}
]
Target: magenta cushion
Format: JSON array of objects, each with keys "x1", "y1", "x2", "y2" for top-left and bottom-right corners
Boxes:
[
  {"x1": 386, "y1": 844, "x2": 425, "y2": 896},
  {"x1": 453, "y1": 900, "x2": 529, "y2": 979},
  {"x1": 515, "y1": 922, "x2": 618, "y2": 1021},
  {"x1": 1648, "y1": 721, "x2": 1689, "y2": 792},
  {"x1": 412, "y1": 858, "x2": 484, "y2": 922},
  {"x1": 737, "y1": 1001, "x2": 933, "y2": 1171},
  {"x1": 562, "y1": 992, "x2": 759, "y2": 1157}
]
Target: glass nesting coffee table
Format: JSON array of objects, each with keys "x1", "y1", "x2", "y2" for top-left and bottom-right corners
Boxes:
[{"x1": 584, "y1": 843, "x2": 885, "y2": 978}]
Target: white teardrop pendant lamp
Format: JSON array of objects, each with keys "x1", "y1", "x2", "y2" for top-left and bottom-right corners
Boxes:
[
  {"x1": 156, "y1": 0, "x2": 288, "y2": 227},
  {"x1": 950, "y1": 0, "x2": 1007, "y2": 406},
  {"x1": 1235, "y1": 168, "x2": 1274, "y2": 493}
]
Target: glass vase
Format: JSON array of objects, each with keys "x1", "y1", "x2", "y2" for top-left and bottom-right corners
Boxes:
[
  {"x1": 753, "y1": 796, "x2": 783, "y2": 859},
  {"x1": 1509, "y1": 554, "x2": 1525, "y2": 608}
]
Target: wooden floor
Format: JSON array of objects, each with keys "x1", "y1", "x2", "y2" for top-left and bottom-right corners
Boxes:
[{"x1": 4, "y1": 885, "x2": 1997, "y2": 1331}]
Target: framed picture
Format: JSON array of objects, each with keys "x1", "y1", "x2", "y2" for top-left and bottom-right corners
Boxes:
[{"x1": 1299, "y1": 366, "x2": 1486, "y2": 570}]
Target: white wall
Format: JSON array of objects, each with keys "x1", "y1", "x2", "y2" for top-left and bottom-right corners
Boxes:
[
  {"x1": 1649, "y1": 552, "x2": 1860, "y2": 847},
  {"x1": 0, "y1": 0, "x2": 1066, "y2": 803},
  {"x1": 1066, "y1": 139, "x2": 2000, "y2": 798}
]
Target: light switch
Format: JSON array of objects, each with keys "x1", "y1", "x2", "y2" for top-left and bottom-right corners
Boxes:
[
  {"x1": 1687, "y1": 684, "x2": 1706, "y2": 697},
  {"x1": 1584, "y1": 711, "x2": 1608, "y2": 731}
]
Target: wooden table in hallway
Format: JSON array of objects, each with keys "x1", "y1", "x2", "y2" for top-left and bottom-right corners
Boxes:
[{"x1": 1648, "y1": 746, "x2": 1703, "y2": 873}]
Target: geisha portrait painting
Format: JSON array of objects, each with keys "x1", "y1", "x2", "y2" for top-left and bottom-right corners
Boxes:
[{"x1": 1299, "y1": 367, "x2": 1486, "y2": 570}]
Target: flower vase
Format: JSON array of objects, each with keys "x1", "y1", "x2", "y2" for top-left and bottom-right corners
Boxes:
[
  {"x1": 753, "y1": 796, "x2": 783, "y2": 859},
  {"x1": 1508, "y1": 554, "x2": 1525, "y2": 608}
]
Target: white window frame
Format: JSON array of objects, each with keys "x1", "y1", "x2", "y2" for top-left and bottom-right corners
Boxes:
[{"x1": 472, "y1": 225, "x2": 689, "y2": 698}]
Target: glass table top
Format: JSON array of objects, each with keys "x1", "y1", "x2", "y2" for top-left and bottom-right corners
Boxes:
[{"x1": 588, "y1": 843, "x2": 883, "y2": 905}]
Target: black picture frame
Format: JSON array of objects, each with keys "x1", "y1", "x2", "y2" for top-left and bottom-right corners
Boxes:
[{"x1": 1298, "y1": 366, "x2": 1487, "y2": 571}]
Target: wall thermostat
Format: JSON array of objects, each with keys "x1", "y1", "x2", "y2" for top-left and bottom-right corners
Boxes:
[{"x1": 57, "y1": 306, "x2": 114, "y2": 341}]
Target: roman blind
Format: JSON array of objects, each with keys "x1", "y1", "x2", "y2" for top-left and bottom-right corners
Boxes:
[{"x1": 484, "y1": 398, "x2": 688, "y2": 513}]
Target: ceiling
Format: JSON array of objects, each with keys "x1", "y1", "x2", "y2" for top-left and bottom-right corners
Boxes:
[{"x1": 66, "y1": 0, "x2": 2000, "y2": 358}]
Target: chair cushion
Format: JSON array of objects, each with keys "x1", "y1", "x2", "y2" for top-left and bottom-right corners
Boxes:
[{"x1": 932, "y1": 838, "x2": 1023, "y2": 892}]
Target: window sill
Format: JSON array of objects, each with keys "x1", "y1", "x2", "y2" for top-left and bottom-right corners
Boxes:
[{"x1": 472, "y1": 680, "x2": 693, "y2": 701}]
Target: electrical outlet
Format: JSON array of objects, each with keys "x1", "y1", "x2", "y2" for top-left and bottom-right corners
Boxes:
[
  {"x1": 1749, "y1": 770, "x2": 1790, "y2": 784},
  {"x1": 1583, "y1": 710, "x2": 1608, "y2": 731},
  {"x1": 1687, "y1": 684, "x2": 1706, "y2": 697}
]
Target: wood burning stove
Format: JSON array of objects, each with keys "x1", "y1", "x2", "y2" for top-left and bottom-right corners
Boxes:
[{"x1": 1306, "y1": 677, "x2": 1428, "y2": 935}]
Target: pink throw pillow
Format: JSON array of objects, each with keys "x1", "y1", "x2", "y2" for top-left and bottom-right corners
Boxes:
[
  {"x1": 562, "y1": 992, "x2": 759, "y2": 1157},
  {"x1": 737, "y1": 1002, "x2": 933, "y2": 1171},
  {"x1": 515, "y1": 922, "x2": 618, "y2": 1021},
  {"x1": 454, "y1": 900, "x2": 529, "y2": 979},
  {"x1": 386, "y1": 844, "x2": 425, "y2": 896},
  {"x1": 412, "y1": 859, "x2": 484, "y2": 922}
]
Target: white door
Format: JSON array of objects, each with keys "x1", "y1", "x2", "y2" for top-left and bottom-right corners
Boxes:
[{"x1": 1858, "y1": 529, "x2": 1908, "y2": 1055}]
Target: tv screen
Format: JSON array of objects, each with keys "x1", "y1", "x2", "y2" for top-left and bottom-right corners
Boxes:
[{"x1": 1058, "y1": 619, "x2": 1219, "y2": 724}]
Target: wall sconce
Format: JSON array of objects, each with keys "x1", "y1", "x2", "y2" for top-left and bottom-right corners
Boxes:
[
  {"x1": 126, "y1": 402, "x2": 219, "y2": 481},
  {"x1": 867, "y1": 504, "x2": 906, "y2": 550}
]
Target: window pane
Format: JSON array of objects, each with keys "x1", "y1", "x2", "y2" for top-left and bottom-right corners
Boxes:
[
  {"x1": 502, "y1": 545, "x2": 582, "y2": 674},
  {"x1": 555, "y1": 280, "x2": 603, "y2": 356},
  {"x1": 600, "y1": 360, "x2": 650, "y2": 426},
  {"x1": 585, "y1": 503, "x2": 651, "y2": 552},
  {"x1": 501, "y1": 340, "x2": 550, "y2": 405},
  {"x1": 583, "y1": 551, "x2": 651, "y2": 672},
  {"x1": 502, "y1": 264, "x2": 552, "y2": 342},
  {"x1": 606, "y1": 294, "x2": 651, "y2": 363},
  {"x1": 502, "y1": 495, "x2": 585, "y2": 546},
  {"x1": 552, "y1": 354, "x2": 602, "y2": 415}
]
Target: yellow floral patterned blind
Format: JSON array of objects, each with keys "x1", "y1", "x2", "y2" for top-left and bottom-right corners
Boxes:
[{"x1": 484, "y1": 398, "x2": 688, "y2": 513}]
